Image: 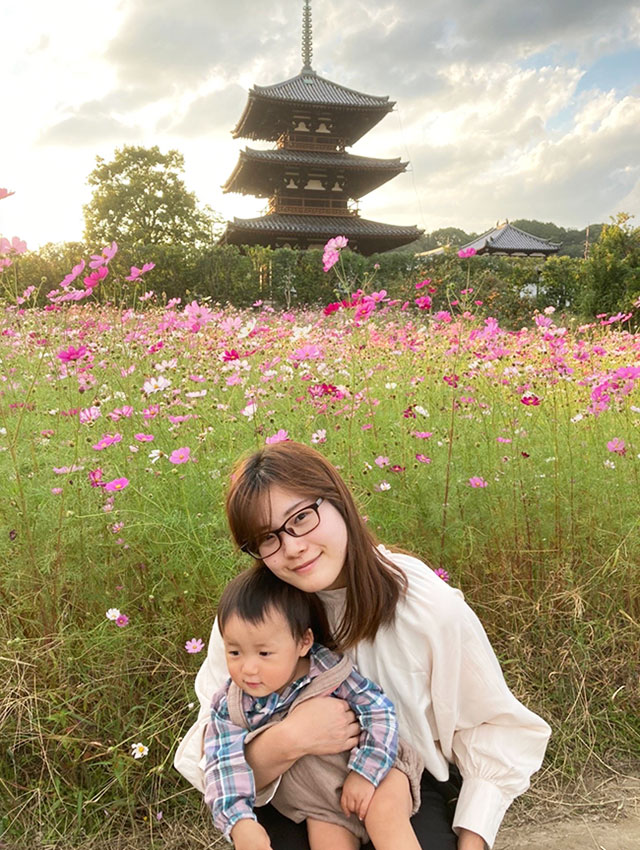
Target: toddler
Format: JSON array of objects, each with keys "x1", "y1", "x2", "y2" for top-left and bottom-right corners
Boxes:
[{"x1": 204, "y1": 566, "x2": 422, "y2": 850}]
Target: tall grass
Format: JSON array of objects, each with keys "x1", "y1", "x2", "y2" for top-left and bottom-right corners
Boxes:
[{"x1": 1, "y1": 297, "x2": 639, "y2": 845}]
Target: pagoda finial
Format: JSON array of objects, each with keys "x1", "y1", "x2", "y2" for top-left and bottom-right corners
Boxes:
[{"x1": 301, "y1": 0, "x2": 313, "y2": 71}]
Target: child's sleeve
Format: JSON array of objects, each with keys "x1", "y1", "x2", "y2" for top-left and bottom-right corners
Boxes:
[
  {"x1": 332, "y1": 668, "x2": 398, "y2": 787},
  {"x1": 204, "y1": 689, "x2": 258, "y2": 839}
]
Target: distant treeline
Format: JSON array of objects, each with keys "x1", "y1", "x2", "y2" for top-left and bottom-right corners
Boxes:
[
  {"x1": 402, "y1": 219, "x2": 604, "y2": 257},
  {"x1": 6, "y1": 215, "x2": 638, "y2": 328}
]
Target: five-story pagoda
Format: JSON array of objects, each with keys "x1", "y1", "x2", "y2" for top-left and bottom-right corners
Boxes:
[{"x1": 220, "y1": 1, "x2": 422, "y2": 255}]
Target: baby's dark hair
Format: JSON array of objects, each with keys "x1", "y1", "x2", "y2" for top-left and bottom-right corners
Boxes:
[{"x1": 217, "y1": 567, "x2": 336, "y2": 650}]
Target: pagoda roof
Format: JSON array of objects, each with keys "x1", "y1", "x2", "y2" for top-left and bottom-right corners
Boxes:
[
  {"x1": 223, "y1": 148, "x2": 407, "y2": 198},
  {"x1": 233, "y1": 69, "x2": 394, "y2": 144},
  {"x1": 460, "y1": 223, "x2": 561, "y2": 256},
  {"x1": 221, "y1": 213, "x2": 422, "y2": 255},
  {"x1": 252, "y1": 70, "x2": 391, "y2": 108}
]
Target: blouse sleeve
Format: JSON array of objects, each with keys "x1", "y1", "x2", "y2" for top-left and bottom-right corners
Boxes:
[
  {"x1": 174, "y1": 617, "x2": 229, "y2": 793},
  {"x1": 425, "y1": 586, "x2": 551, "y2": 848},
  {"x1": 173, "y1": 617, "x2": 281, "y2": 806}
]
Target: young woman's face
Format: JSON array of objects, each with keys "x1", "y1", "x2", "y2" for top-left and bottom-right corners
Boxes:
[{"x1": 258, "y1": 486, "x2": 348, "y2": 592}]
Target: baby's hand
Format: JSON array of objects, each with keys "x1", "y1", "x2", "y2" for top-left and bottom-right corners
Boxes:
[
  {"x1": 230, "y1": 818, "x2": 272, "y2": 850},
  {"x1": 340, "y1": 770, "x2": 376, "y2": 821}
]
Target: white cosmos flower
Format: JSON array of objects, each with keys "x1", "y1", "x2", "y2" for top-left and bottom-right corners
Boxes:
[
  {"x1": 148, "y1": 449, "x2": 162, "y2": 463},
  {"x1": 131, "y1": 742, "x2": 149, "y2": 759},
  {"x1": 105, "y1": 608, "x2": 121, "y2": 621},
  {"x1": 142, "y1": 376, "x2": 171, "y2": 395}
]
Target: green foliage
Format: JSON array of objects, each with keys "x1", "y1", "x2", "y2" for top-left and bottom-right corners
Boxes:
[
  {"x1": 538, "y1": 255, "x2": 584, "y2": 311},
  {"x1": 580, "y1": 213, "x2": 640, "y2": 316},
  {"x1": 83, "y1": 145, "x2": 222, "y2": 250}
]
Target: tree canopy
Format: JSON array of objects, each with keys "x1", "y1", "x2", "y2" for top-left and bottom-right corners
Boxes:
[{"x1": 83, "y1": 145, "x2": 222, "y2": 249}]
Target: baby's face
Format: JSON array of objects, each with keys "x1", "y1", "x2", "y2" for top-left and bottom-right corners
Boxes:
[{"x1": 222, "y1": 609, "x2": 313, "y2": 698}]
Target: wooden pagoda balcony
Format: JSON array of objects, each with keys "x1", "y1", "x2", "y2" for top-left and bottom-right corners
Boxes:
[
  {"x1": 277, "y1": 132, "x2": 345, "y2": 152},
  {"x1": 268, "y1": 194, "x2": 359, "y2": 217}
]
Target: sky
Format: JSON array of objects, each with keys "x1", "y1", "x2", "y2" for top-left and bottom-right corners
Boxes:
[{"x1": 3, "y1": 0, "x2": 640, "y2": 250}]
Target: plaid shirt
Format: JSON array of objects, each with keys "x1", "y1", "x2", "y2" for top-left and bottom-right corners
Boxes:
[{"x1": 204, "y1": 643, "x2": 398, "y2": 839}]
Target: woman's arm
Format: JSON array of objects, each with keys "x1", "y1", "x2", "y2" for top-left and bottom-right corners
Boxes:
[{"x1": 245, "y1": 696, "x2": 360, "y2": 790}]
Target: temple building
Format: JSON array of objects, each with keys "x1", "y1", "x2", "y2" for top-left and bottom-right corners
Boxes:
[
  {"x1": 457, "y1": 222, "x2": 561, "y2": 257},
  {"x1": 220, "y1": 1, "x2": 422, "y2": 255}
]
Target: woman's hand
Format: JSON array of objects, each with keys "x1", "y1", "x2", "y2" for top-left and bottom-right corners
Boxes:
[
  {"x1": 457, "y1": 828, "x2": 486, "y2": 850},
  {"x1": 287, "y1": 695, "x2": 360, "y2": 756}
]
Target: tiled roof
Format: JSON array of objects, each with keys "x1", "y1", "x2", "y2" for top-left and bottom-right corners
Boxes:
[
  {"x1": 239, "y1": 148, "x2": 405, "y2": 170},
  {"x1": 252, "y1": 70, "x2": 392, "y2": 109},
  {"x1": 225, "y1": 214, "x2": 421, "y2": 239},
  {"x1": 461, "y1": 223, "x2": 561, "y2": 255}
]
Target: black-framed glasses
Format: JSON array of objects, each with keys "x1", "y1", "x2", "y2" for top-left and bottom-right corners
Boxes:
[{"x1": 242, "y1": 498, "x2": 324, "y2": 559}]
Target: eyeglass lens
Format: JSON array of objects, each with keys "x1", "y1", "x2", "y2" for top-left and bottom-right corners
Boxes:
[{"x1": 255, "y1": 505, "x2": 320, "y2": 558}]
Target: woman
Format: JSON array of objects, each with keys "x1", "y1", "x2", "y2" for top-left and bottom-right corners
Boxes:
[{"x1": 175, "y1": 442, "x2": 551, "y2": 849}]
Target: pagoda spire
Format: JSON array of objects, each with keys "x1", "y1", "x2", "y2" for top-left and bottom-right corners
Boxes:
[{"x1": 301, "y1": 0, "x2": 313, "y2": 71}]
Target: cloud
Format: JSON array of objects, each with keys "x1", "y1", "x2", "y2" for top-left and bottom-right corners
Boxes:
[
  {"x1": 157, "y1": 85, "x2": 247, "y2": 136},
  {"x1": 39, "y1": 100, "x2": 141, "y2": 146}
]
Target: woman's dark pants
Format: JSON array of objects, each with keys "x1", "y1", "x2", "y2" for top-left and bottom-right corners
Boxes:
[{"x1": 255, "y1": 766, "x2": 462, "y2": 850}]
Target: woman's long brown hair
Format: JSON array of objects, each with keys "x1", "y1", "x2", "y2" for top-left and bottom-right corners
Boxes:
[{"x1": 225, "y1": 441, "x2": 407, "y2": 650}]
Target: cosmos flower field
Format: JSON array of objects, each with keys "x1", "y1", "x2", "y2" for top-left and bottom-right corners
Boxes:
[{"x1": 1, "y1": 265, "x2": 639, "y2": 841}]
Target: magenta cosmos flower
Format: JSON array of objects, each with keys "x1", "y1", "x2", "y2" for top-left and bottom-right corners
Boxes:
[
  {"x1": 57, "y1": 345, "x2": 88, "y2": 363},
  {"x1": 468, "y1": 476, "x2": 488, "y2": 488},
  {"x1": 116, "y1": 613, "x2": 129, "y2": 627},
  {"x1": 433, "y1": 568, "x2": 450, "y2": 582}
]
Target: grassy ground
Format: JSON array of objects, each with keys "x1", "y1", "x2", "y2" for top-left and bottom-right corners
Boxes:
[{"x1": 1, "y1": 297, "x2": 639, "y2": 844}]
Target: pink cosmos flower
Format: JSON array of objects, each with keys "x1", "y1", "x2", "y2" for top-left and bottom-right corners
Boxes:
[
  {"x1": 416, "y1": 454, "x2": 431, "y2": 463},
  {"x1": 92, "y1": 433, "x2": 122, "y2": 451},
  {"x1": 458, "y1": 247, "x2": 477, "y2": 258},
  {"x1": 607, "y1": 438, "x2": 626, "y2": 455},
  {"x1": 59, "y1": 260, "x2": 86, "y2": 288},
  {"x1": 415, "y1": 279, "x2": 431, "y2": 289},
  {"x1": 468, "y1": 477, "x2": 488, "y2": 488},
  {"x1": 412, "y1": 431, "x2": 433, "y2": 439},
  {"x1": 169, "y1": 447, "x2": 191, "y2": 464},
  {"x1": 89, "y1": 242, "x2": 118, "y2": 268},
  {"x1": 266, "y1": 429, "x2": 289, "y2": 445},
  {"x1": 125, "y1": 262, "x2": 155, "y2": 281},
  {"x1": 88, "y1": 468, "x2": 105, "y2": 487},
  {"x1": 311, "y1": 429, "x2": 327, "y2": 444},
  {"x1": 497, "y1": 437, "x2": 512, "y2": 444},
  {"x1": 58, "y1": 345, "x2": 88, "y2": 363},
  {"x1": 6, "y1": 236, "x2": 27, "y2": 255},
  {"x1": 51, "y1": 487, "x2": 63, "y2": 495},
  {"x1": 291, "y1": 343, "x2": 323, "y2": 362},
  {"x1": 374, "y1": 456, "x2": 389, "y2": 468},
  {"x1": 79, "y1": 406, "x2": 101, "y2": 424},
  {"x1": 185, "y1": 638, "x2": 205, "y2": 654},
  {"x1": 104, "y1": 477, "x2": 129, "y2": 492},
  {"x1": 134, "y1": 433, "x2": 154, "y2": 442},
  {"x1": 116, "y1": 613, "x2": 129, "y2": 627},
  {"x1": 0, "y1": 188, "x2": 16, "y2": 200},
  {"x1": 433, "y1": 568, "x2": 450, "y2": 582}
]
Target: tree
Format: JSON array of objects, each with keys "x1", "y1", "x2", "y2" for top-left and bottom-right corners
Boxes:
[
  {"x1": 580, "y1": 213, "x2": 640, "y2": 317},
  {"x1": 83, "y1": 145, "x2": 222, "y2": 249}
]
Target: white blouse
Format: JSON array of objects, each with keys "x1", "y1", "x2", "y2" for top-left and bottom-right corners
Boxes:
[{"x1": 174, "y1": 546, "x2": 551, "y2": 848}]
